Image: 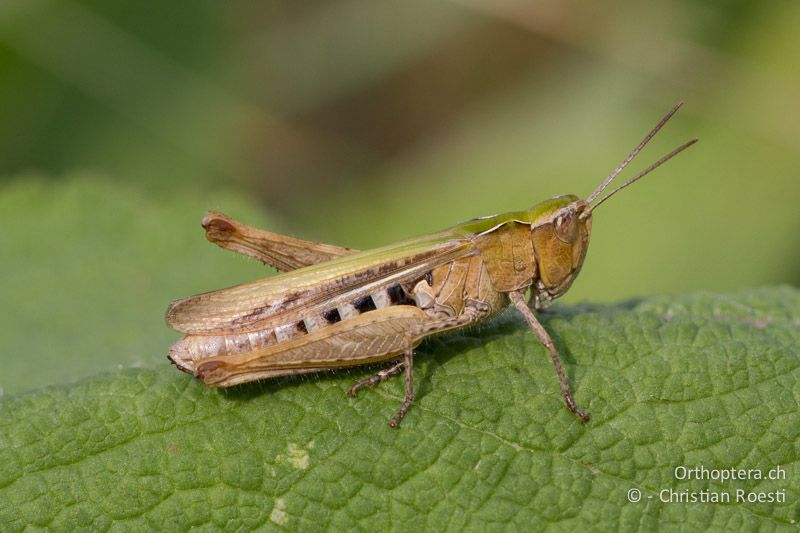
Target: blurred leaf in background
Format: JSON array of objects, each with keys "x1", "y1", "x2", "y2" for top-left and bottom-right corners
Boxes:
[
  {"x1": 0, "y1": 0, "x2": 798, "y2": 393},
  {"x1": 0, "y1": 175, "x2": 271, "y2": 394}
]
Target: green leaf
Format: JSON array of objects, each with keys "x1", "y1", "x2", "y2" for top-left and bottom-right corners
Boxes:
[{"x1": 1, "y1": 287, "x2": 798, "y2": 530}]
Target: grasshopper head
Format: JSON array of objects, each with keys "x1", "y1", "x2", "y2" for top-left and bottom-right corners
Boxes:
[
  {"x1": 530, "y1": 102, "x2": 698, "y2": 303},
  {"x1": 528, "y1": 196, "x2": 592, "y2": 301}
]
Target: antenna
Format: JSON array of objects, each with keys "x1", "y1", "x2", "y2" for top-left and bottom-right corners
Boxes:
[
  {"x1": 586, "y1": 101, "x2": 687, "y2": 205},
  {"x1": 585, "y1": 138, "x2": 697, "y2": 215}
]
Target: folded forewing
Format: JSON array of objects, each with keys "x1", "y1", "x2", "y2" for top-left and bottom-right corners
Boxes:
[{"x1": 166, "y1": 230, "x2": 475, "y2": 334}]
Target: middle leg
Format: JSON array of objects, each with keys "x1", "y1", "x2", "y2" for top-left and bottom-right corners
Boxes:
[{"x1": 347, "y1": 359, "x2": 406, "y2": 397}]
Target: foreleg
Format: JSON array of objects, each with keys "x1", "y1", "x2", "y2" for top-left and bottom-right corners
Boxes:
[{"x1": 509, "y1": 290, "x2": 590, "y2": 422}]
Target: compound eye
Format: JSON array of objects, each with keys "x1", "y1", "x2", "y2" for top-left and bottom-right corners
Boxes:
[{"x1": 554, "y1": 211, "x2": 578, "y2": 243}]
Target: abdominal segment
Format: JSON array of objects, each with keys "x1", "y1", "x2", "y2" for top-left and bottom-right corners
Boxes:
[
  {"x1": 168, "y1": 282, "x2": 423, "y2": 374},
  {"x1": 193, "y1": 305, "x2": 431, "y2": 387}
]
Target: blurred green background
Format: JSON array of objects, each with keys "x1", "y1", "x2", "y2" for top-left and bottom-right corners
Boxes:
[{"x1": 1, "y1": 0, "x2": 798, "y2": 395}]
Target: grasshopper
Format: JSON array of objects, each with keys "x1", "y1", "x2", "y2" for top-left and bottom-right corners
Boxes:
[{"x1": 167, "y1": 102, "x2": 696, "y2": 427}]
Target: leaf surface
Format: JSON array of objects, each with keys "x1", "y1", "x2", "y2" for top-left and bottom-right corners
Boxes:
[{"x1": 2, "y1": 287, "x2": 798, "y2": 531}]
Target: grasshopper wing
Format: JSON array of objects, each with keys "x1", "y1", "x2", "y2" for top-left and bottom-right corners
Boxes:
[{"x1": 166, "y1": 229, "x2": 476, "y2": 335}]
